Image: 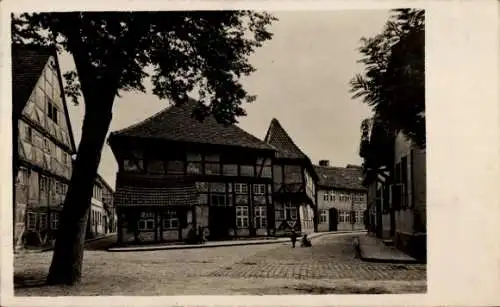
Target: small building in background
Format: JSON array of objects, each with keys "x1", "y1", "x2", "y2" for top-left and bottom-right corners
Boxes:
[
  {"x1": 86, "y1": 174, "x2": 115, "y2": 239},
  {"x1": 315, "y1": 161, "x2": 367, "y2": 232}
]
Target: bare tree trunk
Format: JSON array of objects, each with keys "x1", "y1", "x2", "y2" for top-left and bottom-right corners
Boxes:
[{"x1": 46, "y1": 102, "x2": 113, "y2": 285}]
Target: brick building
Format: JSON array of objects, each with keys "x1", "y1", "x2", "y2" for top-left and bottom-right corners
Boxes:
[
  {"x1": 108, "y1": 100, "x2": 319, "y2": 245},
  {"x1": 315, "y1": 161, "x2": 367, "y2": 232}
]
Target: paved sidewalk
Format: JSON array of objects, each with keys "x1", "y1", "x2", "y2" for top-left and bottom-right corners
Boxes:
[
  {"x1": 107, "y1": 231, "x2": 365, "y2": 252},
  {"x1": 16, "y1": 233, "x2": 117, "y2": 254},
  {"x1": 356, "y1": 235, "x2": 421, "y2": 264}
]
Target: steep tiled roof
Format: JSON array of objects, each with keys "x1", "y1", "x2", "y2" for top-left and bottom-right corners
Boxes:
[
  {"x1": 12, "y1": 44, "x2": 54, "y2": 118},
  {"x1": 314, "y1": 165, "x2": 366, "y2": 191},
  {"x1": 110, "y1": 99, "x2": 274, "y2": 151},
  {"x1": 264, "y1": 118, "x2": 307, "y2": 160}
]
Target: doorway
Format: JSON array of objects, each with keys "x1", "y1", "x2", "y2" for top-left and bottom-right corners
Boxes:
[
  {"x1": 209, "y1": 206, "x2": 234, "y2": 240},
  {"x1": 328, "y1": 208, "x2": 338, "y2": 231}
]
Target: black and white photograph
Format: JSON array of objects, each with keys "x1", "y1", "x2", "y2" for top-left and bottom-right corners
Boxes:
[{"x1": 2, "y1": 1, "x2": 499, "y2": 306}]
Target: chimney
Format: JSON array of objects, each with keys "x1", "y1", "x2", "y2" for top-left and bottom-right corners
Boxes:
[{"x1": 319, "y1": 160, "x2": 330, "y2": 167}]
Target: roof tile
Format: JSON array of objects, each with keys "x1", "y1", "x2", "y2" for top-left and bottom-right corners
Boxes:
[
  {"x1": 314, "y1": 165, "x2": 366, "y2": 191},
  {"x1": 110, "y1": 99, "x2": 274, "y2": 151}
]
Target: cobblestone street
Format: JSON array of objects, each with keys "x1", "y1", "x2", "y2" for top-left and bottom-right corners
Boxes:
[{"x1": 14, "y1": 233, "x2": 426, "y2": 295}]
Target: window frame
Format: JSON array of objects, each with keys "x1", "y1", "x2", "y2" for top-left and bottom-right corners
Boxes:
[
  {"x1": 235, "y1": 206, "x2": 249, "y2": 228},
  {"x1": 26, "y1": 212, "x2": 37, "y2": 230},
  {"x1": 254, "y1": 206, "x2": 267, "y2": 229}
]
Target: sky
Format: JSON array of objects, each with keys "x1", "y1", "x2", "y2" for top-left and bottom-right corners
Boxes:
[{"x1": 60, "y1": 10, "x2": 391, "y2": 188}]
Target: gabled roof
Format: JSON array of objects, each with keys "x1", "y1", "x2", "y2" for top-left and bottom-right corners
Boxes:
[
  {"x1": 12, "y1": 44, "x2": 77, "y2": 153},
  {"x1": 314, "y1": 165, "x2": 366, "y2": 191},
  {"x1": 12, "y1": 44, "x2": 54, "y2": 118},
  {"x1": 110, "y1": 99, "x2": 274, "y2": 151},
  {"x1": 264, "y1": 118, "x2": 307, "y2": 160}
]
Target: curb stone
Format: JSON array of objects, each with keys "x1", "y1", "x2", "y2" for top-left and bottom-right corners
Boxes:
[
  {"x1": 107, "y1": 230, "x2": 356, "y2": 252},
  {"x1": 354, "y1": 236, "x2": 424, "y2": 265}
]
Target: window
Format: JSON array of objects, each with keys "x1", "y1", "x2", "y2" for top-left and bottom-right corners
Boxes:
[
  {"x1": 124, "y1": 159, "x2": 144, "y2": 172},
  {"x1": 261, "y1": 166, "x2": 272, "y2": 178},
  {"x1": 210, "y1": 194, "x2": 227, "y2": 207},
  {"x1": 355, "y1": 211, "x2": 363, "y2": 224},
  {"x1": 253, "y1": 184, "x2": 265, "y2": 196},
  {"x1": 240, "y1": 165, "x2": 254, "y2": 177},
  {"x1": 196, "y1": 182, "x2": 209, "y2": 192},
  {"x1": 43, "y1": 139, "x2": 49, "y2": 153},
  {"x1": 62, "y1": 152, "x2": 68, "y2": 165},
  {"x1": 284, "y1": 203, "x2": 297, "y2": 220},
  {"x1": 40, "y1": 176, "x2": 48, "y2": 192},
  {"x1": 235, "y1": 183, "x2": 248, "y2": 195},
  {"x1": 27, "y1": 212, "x2": 37, "y2": 230},
  {"x1": 198, "y1": 193, "x2": 208, "y2": 205},
  {"x1": 138, "y1": 212, "x2": 155, "y2": 231},
  {"x1": 50, "y1": 212, "x2": 60, "y2": 229},
  {"x1": 320, "y1": 210, "x2": 328, "y2": 224},
  {"x1": 165, "y1": 160, "x2": 184, "y2": 174},
  {"x1": 273, "y1": 165, "x2": 283, "y2": 184},
  {"x1": 329, "y1": 191, "x2": 336, "y2": 202},
  {"x1": 254, "y1": 206, "x2": 267, "y2": 229},
  {"x1": 323, "y1": 193, "x2": 329, "y2": 201},
  {"x1": 47, "y1": 102, "x2": 58, "y2": 123},
  {"x1": 284, "y1": 165, "x2": 302, "y2": 183},
  {"x1": 236, "y1": 206, "x2": 249, "y2": 228},
  {"x1": 147, "y1": 160, "x2": 165, "y2": 174},
  {"x1": 223, "y1": 164, "x2": 238, "y2": 176},
  {"x1": 204, "y1": 163, "x2": 220, "y2": 175},
  {"x1": 275, "y1": 205, "x2": 285, "y2": 223},
  {"x1": 18, "y1": 168, "x2": 30, "y2": 185},
  {"x1": 401, "y1": 156, "x2": 409, "y2": 208},
  {"x1": 339, "y1": 211, "x2": 351, "y2": 223},
  {"x1": 187, "y1": 162, "x2": 202, "y2": 174},
  {"x1": 163, "y1": 210, "x2": 178, "y2": 229},
  {"x1": 38, "y1": 213, "x2": 48, "y2": 229},
  {"x1": 25, "y1": 126, "x2": 32, "y2": 142}
]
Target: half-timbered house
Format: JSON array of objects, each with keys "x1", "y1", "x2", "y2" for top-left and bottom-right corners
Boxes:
[
  {"x1": 108, "y1": 99, "x2": 277, "y2": 245},
  {"x1": 13, "y1": 45, "x2": 77, "y2": 249},
  {"x1": 263, "y1": 119, "x2": 318, "y2": 236}
]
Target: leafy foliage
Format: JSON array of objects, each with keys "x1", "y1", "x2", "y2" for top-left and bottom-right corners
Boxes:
[
  {"x1": 12, "y1": 11, "x2": 277, "y2": 124},
  {"x1": 350, "y1": 9, "x2": 425, "y2": 149},
  {"x1": 12, "y1": 11, "x2": 277, "y2": 285}
]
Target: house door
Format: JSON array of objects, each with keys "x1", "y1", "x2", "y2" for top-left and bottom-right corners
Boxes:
[
  {"x1": 328, "y1": 208, "x2": 338, "y2": 231},
  {"x1": 209, "y1": 206, "x2": 234, "y2": 240}
]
